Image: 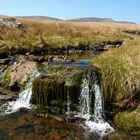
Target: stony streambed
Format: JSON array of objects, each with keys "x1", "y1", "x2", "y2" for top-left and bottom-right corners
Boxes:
[
  {"x1": 0, "y1": 54, "x2": 140, "y2": 140},
  {"x1": 0, "y1": 109, "x2": 139, "y2": 140}
]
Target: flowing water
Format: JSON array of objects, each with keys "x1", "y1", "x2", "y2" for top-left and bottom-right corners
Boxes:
[
  {"x1": 0, "y1": 69, "x2": 40, "y2": 115},
  {"x1": 78, "y1": 75, "x2": 91, "y2": 120},
  {"x1": 0, "y1": 61, "x2": 139, "y2": 139},
  {"x1": 78, "y1": 75, "x2": 114, "y2": 137}
]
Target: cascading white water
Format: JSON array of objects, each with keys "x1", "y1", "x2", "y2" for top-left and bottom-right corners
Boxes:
[
  {"x1": 78, "y1": 75, "x2": 91, "y2": 120},
  {"x1": 94, "y1": 84, "x2": 104, "y2": 123},
  {"x1": 78, "y1": 75, "x2": 114, "y2": 136},
  {"x1": 4, "y1": 69, "x2": 40, "y2": 114}
]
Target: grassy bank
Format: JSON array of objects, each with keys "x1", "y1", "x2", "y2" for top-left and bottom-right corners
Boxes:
[
  {"x1": 94, "y1": 28, "x2": 140, "y2": 134},
  {"x1": 0, "y1": 19, "x2": 137, "y2": 56},
  {"x1": 94, "y1": 36, "x2": 140, "y2": 102}
]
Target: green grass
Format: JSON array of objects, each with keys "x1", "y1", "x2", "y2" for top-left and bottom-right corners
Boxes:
[
  {"x1": 0, "y1": 20, "x2": 130, "y2": 55},
  {"x1": 94, "y1": 37, "x2": 140, "y2": 102},
  {"x1": 94, "y1": 36, "x2": 140, "y2": 134},
  {"x1": 114, "y1": 105, "x2": 140, "y2": 134}
]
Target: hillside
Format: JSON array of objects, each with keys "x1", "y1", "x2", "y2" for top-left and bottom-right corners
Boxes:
[
  {"x1": 0, "y1": 14, "x2": 136, "y2": 24},
  {"x1": 67, "y1": 17, "x2": 135, "y2": 24},
  {"x1": 67, "y1": 17, "x2": 113, "y2": 22},
  {"x1": 15, "y1": 16, "x2": 61, "y2": 21}
]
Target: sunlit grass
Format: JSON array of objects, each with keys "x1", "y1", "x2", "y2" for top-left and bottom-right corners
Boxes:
[
  {"x1": 1, "y1": 19, "x2": 139, "y2": 54},
  {"x1": 94, "y1": 36, "x2": 140, "y2": 102}
]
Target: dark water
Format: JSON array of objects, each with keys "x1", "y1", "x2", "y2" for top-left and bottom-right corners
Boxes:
[
  {"x1": 50, "y1": 59, "x2": 92, "y2": 68},
  {"x1": 0, "y1": 109, "x2": 140, "y2": 140}
]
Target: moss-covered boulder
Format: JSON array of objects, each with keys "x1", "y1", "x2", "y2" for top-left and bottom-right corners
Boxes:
[
  {"x1": 32, "y1": 65, "x2": 86, "y2": 113},
  {"x1": 2, "y1": 56, "x2": 37, "y2": 91},
  {"x1": 114, "y1": 106, "x2": 140, "y2": 135}
]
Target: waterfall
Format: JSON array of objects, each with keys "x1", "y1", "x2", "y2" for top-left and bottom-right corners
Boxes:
[
  {"x1": 78, "y1": 74, "x2": 114, "y2": 136},
  {"x1": 94, "y1": 84, "x2": 104, "y2": 123},
  {"x1": 3, "y1": 69, "x2": 40, "y2": 115},
  {"x1": 78, "y1": 75, "x2": 91, "y2": 120}
]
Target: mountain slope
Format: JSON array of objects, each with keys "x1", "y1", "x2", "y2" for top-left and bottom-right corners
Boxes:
[
  {"x1": 15, "y1": 16, "x2": 61, "y2": 21},
  {"x1": 67, "y1": 17, "x2": 114, "y2": 22},
  {"x1": 67, "y1": 17, "x2": 135, "y2": 24}
]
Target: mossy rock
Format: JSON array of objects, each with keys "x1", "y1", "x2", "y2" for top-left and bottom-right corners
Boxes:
[
  {"x1": 114, "y1": 106, "x2": 140, "y2": 135},
  {"x1": 32, "y1": 65, "x2": 86, "y2": 112},
  {"x1": 32, "y1": 64, "x2": 100, "y2": 114},
  {"x1": 1, "y1": 57, "x2": 37, "y2": 91}
]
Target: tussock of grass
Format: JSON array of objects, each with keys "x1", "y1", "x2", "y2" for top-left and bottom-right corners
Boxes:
[{"x1": 94, "y1": 37, "x2": 140, "y2": 102}]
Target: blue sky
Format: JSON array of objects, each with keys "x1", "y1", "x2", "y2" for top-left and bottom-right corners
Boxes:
[{"x1": 0, "y1": 0, "x2": 140, "y2": 23}]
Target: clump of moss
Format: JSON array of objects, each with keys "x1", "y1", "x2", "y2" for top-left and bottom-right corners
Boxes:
[
  {"x1": 94, "y1": 37, "x2": 140, "y2": 103},
  {"x1": 114, "y1": 106, "x2": 140, "y2": 134},
  {"x1": 2, "y1": 67, "x2": 12, "y2": 89}
]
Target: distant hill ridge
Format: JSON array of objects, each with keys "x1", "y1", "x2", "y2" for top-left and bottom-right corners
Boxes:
[
  {"x1": 0, "y1": 15, "x2": 136, "y2": 24},
  {"x1": 66, "y1": 17, "x2": 135, "y2": 24},
  {"x1": 67, "y1": 17, "x2": 114, "y2": 22},
  {"x1": 15, "y1": 16, "x2": 61, "y2": 21}
]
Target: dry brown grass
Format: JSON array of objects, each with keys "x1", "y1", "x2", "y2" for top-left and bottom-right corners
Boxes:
[
  {"x1": 0, "y1": 18, "x2": 140, "y2": 55},
  {"x1": 94, "y1": 35, "x2": 140, "y2": 103}
]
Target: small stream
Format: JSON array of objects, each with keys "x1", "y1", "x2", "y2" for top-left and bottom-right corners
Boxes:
[{"x1": 0, "y1": 59, "x2": 139, "y2": 140}]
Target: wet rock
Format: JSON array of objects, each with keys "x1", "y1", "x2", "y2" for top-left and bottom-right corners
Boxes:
[
  {"x1": 32, "y1": 65, "x2": 86, "y2": 112},
  {"x1": 0, "y1": 87, "x2": 18, "y2": 101},
  {"x1": 26, "y1": 55, "x2": 74, "y2": 63},
  {"x1": 47, "y1": 114, "x2": 65, "y2": 122},
  {"x1": 104, "y1": 45, "x2": 116, "y2": 51},
  {"x1": 66, "y1": 113, "x2": 77, "y2": 123},
  {"x1": 90, "y1": 40, "x2": 123, "y2": 52},
  {"x1": 2, "y1": 57, "x2": 37, "y2": 91},
  {"x1": 0, "y1": 57, "x2": 13, "y2": 65}
]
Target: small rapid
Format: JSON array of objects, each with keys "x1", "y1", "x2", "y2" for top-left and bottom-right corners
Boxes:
[
  {"x1": 1, "y1": 69, "x2": 40, "y2": 115},
  {"x1": 78, "y1": 75, "x2": 114, "y2": 136}
]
